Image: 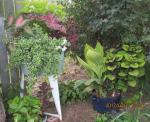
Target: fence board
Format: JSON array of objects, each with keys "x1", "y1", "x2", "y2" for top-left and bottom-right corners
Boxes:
[
  {"x1": 0, "y1": 17, "x2": 10, "y2": 97},
  {"x1": 0, "y1": 96, "x2": 5, "y2": 122}
]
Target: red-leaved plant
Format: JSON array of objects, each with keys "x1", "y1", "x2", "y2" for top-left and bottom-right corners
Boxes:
[
  {"x1": 27, "y1": 13, "x2": 66, "y2": 33},
  {"x1": 7, "y1": 14, "x2": 79, "y2": 48},
  {"x1": 26, "y1": 13, "x2": 79, "y2": 48},
  {"x1": 65, "y1": 18, "x2": 79, "y2": 48}
]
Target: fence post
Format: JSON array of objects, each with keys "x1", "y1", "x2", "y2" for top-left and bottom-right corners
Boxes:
[{"x1": 0, "y1": 17, "x2": 10, "y2": 97}]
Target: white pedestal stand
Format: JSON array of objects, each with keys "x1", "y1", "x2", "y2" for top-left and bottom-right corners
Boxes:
[{"x1": 44, "y1": 46, "x2": 67, "y2": 121}]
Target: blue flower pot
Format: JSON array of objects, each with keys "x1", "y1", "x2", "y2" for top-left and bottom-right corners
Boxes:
[{"x1": 91, "y1": 95, "x2": 121, "y2": 113}]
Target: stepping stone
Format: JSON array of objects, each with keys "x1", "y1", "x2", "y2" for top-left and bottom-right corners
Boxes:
[{"x1": 47, "y1": 117, "x2": 60, "y2": 122}]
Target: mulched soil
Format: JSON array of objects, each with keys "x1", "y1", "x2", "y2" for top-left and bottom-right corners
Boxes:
[
  {"x1": 61, "y1": 102, "x2": 98, "y2": 122},
  {"x1": 43, "y1": 101, "x2": 98, "y2": 122},
  {"x1": 58, "y1": 58, "x2": 89, "y2": 81}
]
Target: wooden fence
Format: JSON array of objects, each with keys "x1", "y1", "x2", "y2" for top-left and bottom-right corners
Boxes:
[
  {"x1": 0, "y1": 0, "x2": 20, "y2": 97},
  {"x1": 0, "y1": 18, "x2": 20, "y2": 98}
]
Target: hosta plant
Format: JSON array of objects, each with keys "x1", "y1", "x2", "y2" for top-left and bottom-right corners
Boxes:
[
  {"x1": 105, "y1": 44, "x2": 146, "y2": 92},
  {"x1": 8, "y1": 96, "x2": 41, "y2": 122},
  {"x1": 76, "y1": 42, "x2": 106, "y2": 96}
]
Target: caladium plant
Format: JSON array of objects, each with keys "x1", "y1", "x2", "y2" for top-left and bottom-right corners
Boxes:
[
  {"x1": 5, "y1": 15, "x2": 31, "y2": 39},
  {"x1": 7, "y1": 15, "x2": 27, "y2": 28}
]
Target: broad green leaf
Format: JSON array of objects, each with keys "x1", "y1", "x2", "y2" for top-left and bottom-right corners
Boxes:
[
  {"x1": 95, "y1": 42, "x2": 104, "y2": 57},
  {"x1": 122, "y1": 44, "x2": 129, "y2": 51},
  {"x1": 14, "y1": 114, "x2": 22, "y2": 122},
  {"x1": 143, "y1": 113, "x2": 150, "y2": 118},
  {"x1": 109, "y1": 48, "x2": 116, "y2": 52},
  {"x1": 86, "y1": 50, "x2": 102, "y2": 64},
  {"x1": 106, "y1": 74, "x2": 116, "y2": 80},
  {"x1": 116, "y1": 81, "x2": 127, "y2": 92},
  {"x1": 116, "y1": 50, "x2": 127, "y2": 56},
  {"x1": 27, "y1": 118, "x2": 35, "y2": 122},
  {"x1": 74, "y1": 80, "x2": 86, "y2": 88},
  {"x1": 125, "y1": 54, "x2": 134, "y2": 61},
  {"x1": 130, "y1": 63, "x2": 139, "y2": 68},
  {"x1": 129, "y1": 70, "x2": 139, "y2": 77},
  {"x1": 87, "y1": 60, "x2": 101, "y2": 76},
  {"x1": 138, "y1": 61, "x2": 145, "y2": 67},
  {"x1": 138, "y1": 68, "x2": 145, "y2": 77},
  {"x1": 84, "y1": 44, "x2": 94, "y2": 56},
  {"x1": 20, "y1": 107, "x2": 28, "y2": 113},
  {"x1": 83, "y1": 86, "x2": 93, "y2": 92},
  {"x1": 135, "y1": 49, "x2": 142, "y2": 53},
  {"x1": 121, "y1": 62, "x2": 130, "y2": 68},
  {"x1": 107, "y1": 65, "x2": 116, "y2": 71},
  {"x1": 128, "y1": 80, "x2": 136, "y2": 87},
  {"x1": 118, "y1": 71, "x2": 127, "y2": 77},
  {"x1": 84, "y1": 79, "x2": 95, "y2": 86},
  {"x1": 77, "y1": 56, "x2": 93, "y2": 76}
]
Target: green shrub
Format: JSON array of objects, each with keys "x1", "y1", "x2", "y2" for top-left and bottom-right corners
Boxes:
[
  {"x1": 67, "y1": 0, "x2": 150, "y2": 47},
  {"x1": 8, "y1": 96, "x2": 41, "y2": 122},
  {"x1": 59, "y1": 80, "x2": 89, "y2": 104}
]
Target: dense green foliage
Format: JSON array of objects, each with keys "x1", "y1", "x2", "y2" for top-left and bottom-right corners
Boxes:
[
  {"x1": 18, "y1": 0, "x2": 67, "y2": 20},
  {"x1": 68, "y1": 0, "x2": 150, "y2": 46},
  {"x1": 8, "y1": 96, "x2": 41, "y2": 122},
  {"x1": 105, "y1": 44, "x2": 146, "y2": 92},
  {"x1": 76, "y1": 42, "x2": 146, "y2": 96},
  {"x1": 59, "y1": 80, "x2": 89, "y2": 104},
  {"x1": 10, "y1": 24, "x2": 66, "y2": 76}
]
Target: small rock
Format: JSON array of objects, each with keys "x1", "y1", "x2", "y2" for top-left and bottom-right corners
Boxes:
[{"x1": 47, "y1": 117, "x2": 60, "y2": 122}]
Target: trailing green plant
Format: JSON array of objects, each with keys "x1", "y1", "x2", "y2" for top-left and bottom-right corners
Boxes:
[
  {"x1": 105, "y1": 44, "x2": 146, "y2": 92},
  {"x1": 18, "y1": 0, "x2": 67, "y2": 20},
  {"x1": 8, "y1": 96, "x2": 41, "y2": 122},
  {"x1": 76, "y1": 42, "x2": 106, "y2": 96},
  {"x1": 9, "y1": 24, "x2": 67, "y2": 76},
  {"x1": 59, "y1": 80, "x2": 89, "y2": 104}
]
